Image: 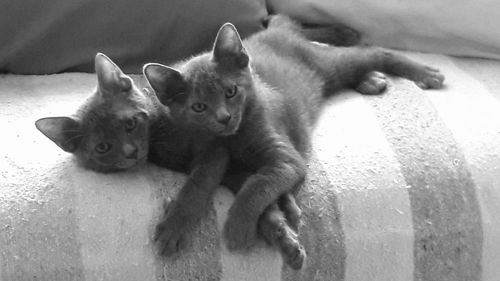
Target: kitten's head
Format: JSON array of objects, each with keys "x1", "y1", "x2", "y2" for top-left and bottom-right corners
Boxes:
[
  {"x1": 144, "y1": 23, "x2": 253, "y2": 136},
  {"x1": 35, "y1": 53, "x2": 151, "y2": 172}
]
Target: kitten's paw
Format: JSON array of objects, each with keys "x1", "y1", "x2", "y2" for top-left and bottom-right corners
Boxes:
[
  {"x1": 154, "y1": 218, "x2": 188, "y2": 257},
  {"x1": 356, "y1": 71, "x2": 387, "y2": 95},
  {"x1": 415, "y1": 67, "x2": 445, "y2": 89},
  {"x1": 154, "y1": 200, "x2": 191, "y2": 257},
  {"x1": 279, "y1": 194, "x2": 302, "y2": 231},
  {"x1": 286, "y1": 211, "x2": 302, "y2": 232},
  {"x1": 223, "y1": 207, "x2": 258, "y2": 251},
  {"x1": 272, "y1": 219, "x2": 306, "y2": 270},
  {"x1": 282, "y1": 240, "x2": 306, "y2": 270}
]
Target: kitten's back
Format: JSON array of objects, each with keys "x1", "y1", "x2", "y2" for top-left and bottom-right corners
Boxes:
[{"x1": 243, "y1": 17, "x2": 327, "y2": 127}]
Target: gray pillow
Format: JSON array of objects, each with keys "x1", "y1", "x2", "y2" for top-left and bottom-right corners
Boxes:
[{"x1": 0, "y1": 0, "x2": 267, "y2": 74}]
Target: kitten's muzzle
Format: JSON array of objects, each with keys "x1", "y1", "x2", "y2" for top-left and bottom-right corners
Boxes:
[
  {"x1": 216, "y1": 112, "x2": 232, "y2": 125},
  {"x1": 123, "y1": 144, "x2": 138, "y2": 159}
]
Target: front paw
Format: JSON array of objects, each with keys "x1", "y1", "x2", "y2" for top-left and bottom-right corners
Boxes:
[
  {"x1": 223, "y1": 206, "x2": 258, "y2": 251},
  {"x1": 154, "y1": 201, "x2": 192, "y2": 257},
  {"x1": 415, "y1": 66, "x2": 445, "y2": 89}
]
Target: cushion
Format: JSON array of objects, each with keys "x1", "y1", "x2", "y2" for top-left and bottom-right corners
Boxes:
[
  {"x1": 268, "y1": 0, "x2": 500, "y2": 59},
  {"x1": 0, "y1": 0, "x2": 266, "y2": 74}
]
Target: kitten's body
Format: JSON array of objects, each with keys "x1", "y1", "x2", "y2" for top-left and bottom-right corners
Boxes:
[
  {"x1": 35, "y1": 17, "x2": 441, "y2": 269},
  {"x1": 36, "y1": 53, "x2": 306, "y2": 269},
  {"x1": 144, "y1": 15, "x2": 444, "y2": 254}
]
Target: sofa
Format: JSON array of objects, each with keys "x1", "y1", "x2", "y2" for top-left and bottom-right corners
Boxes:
[{"x1": 1, "y1": 1, "x2": 500, "y2": 280}]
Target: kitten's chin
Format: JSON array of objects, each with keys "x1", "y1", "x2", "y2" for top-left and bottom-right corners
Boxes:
[
  {"x1": 217, "y1": 118, "x2": 241, "y2": 136},
  {"x1": 217, "y1": 125, "x2": 239, "y2": 136},
  {"x1": 116, "y1": 155, "x2": 147, "y2": 170},
  {"x1": 86, "y1": 155, "x2": 147, "y2": 173}
]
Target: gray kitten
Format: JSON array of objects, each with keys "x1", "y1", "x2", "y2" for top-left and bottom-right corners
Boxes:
[{"x1": 143, "y1": 15, "x2": 444, "y2": 262}]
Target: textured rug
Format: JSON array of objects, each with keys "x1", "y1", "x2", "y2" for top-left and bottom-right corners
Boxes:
[{"x1": 1, "y1": 52, "x2": 500, "y2": 281}]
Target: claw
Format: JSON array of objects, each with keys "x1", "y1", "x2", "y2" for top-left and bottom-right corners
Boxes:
[{"x1": 415, "y1": 68, "x2": 445, "y2": 89}]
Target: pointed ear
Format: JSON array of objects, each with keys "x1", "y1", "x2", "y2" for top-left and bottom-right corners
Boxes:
[
  {"x1": 143, "y1": 63, "x2": 186, "y2": 105},
  {"x1": 35, "y1": 117, "x2": 83, "y2": 153},
  {"x1": 212, "y1": 23, "x2": 249, "y2": 69},
  {"x1": 95, "y1": 53, "x2": 132, "y2": 93}
]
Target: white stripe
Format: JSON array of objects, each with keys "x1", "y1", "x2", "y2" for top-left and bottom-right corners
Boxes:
[
  {"x1": 72, "y1": 165, "x2": 164, "y2": 281},
  {"x1": 213, "y1": 188, "x2": 282, "y2": 281},
  {"x1": 412, "y1": 53, "x2": 500, "y2": 281},
  {"x1": 312, "y1": 92, "x2": 414, "y2": 281}
]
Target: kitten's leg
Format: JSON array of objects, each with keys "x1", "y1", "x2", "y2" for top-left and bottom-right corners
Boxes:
[
  {"x1": 278, "y1": 193, "x2": 302, "y2": 231},
  {"x1": 223, "y1": 146, "x2": 307, "y2": 250},
  {"x1": 259, "y1": 203, "x2": 306, "y2": 270},
  {"x1": 155, "y1": 143, "x2": 229, "y2": 257},
  {"x1": 221, "y1": 171, "x2": 252, "y2": 194},
  {"x1": 222, "y1": 168, "x2": 303, "y2": 230},
  {"x1": 355, "y1": 71, "x2": 387, "y2": 95},
  {"x1": 308, "y1": 46, "x2": 444, "y2": 92},
  {"x1": 381, "y1": 52, "x2": 444, "y2": 89},
  {"x1": 222, "y1": 170, "x2": 304, "y2": 266}
]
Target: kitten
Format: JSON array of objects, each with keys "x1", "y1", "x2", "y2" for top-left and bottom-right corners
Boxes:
[
  {"x1": 35, "y1": 54, "x2": 153, "y2": 173},
  {"x1": 35, "y1": 53, "x2": 306, "y2": 269},
  {"x1": 143, "y1": 14, "x2": 444, "y2": 259}
]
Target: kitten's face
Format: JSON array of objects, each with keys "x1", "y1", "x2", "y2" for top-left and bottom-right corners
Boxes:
[
  {"x1": 36, "y1": 53, "x2": 151, "y2": 172},
  {"x1": 168, "y1": 58, "x2": 251, "y2": 136},
  {"x1": 73, "y1": 95, "x2": 150, "y2": 172},
  {"x1": 144, "y1": 23, "x2": 252, "y2": 136}
]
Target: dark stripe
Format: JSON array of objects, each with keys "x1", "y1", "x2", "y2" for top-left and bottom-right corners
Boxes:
[
  {"x1": 364, "y1": 79, "x2": 483, "y2": 281},
  {"x1": 282, "y1": 155, "x2": 346, "y2": 281},
  {"x1": 0, "y1": 161, "x2": 86, "y2": 281},
  {"x1": 145, "y1": 165, "x2": 223, "y2": 281}
]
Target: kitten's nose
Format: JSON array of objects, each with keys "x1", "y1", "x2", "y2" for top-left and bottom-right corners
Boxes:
[
  {"x1": 123, "y1": 144, "x2": 138, "y2": 159},
  {"x1": 216, "y1": 110, "x2": 231, "y2": 125}
]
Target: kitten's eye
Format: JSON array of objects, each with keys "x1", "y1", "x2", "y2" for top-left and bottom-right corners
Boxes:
[
  {"x1": 124, "y1": 116, "x2": 137, "y2": 131},
  {"x1": 191, "y1": 102, "x2": 207, "y2": 112},
  {"x1": 226, "y1": 85, "x2": 238, "y2": 98},
  {"x1": 95, "y1": 142, "x2": 112, "y2": 154}
]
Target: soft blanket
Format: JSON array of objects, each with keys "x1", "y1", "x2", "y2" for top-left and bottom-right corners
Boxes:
[{"x1": 1, "y1": 52, "x2": 500, "y2": 281}]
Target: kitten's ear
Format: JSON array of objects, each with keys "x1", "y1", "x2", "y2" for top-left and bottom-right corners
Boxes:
[
  {"x1": 143, "y1": 63, "x2": 186, "y2": 105},
  {"x1": 212, "y1": 23, "x2": 249, "y2": 69},
  {"x1": 95, "y1": 53, "x2": 132, "y2": 93},
  {"x1": 35, "y1": 117, "x2": 83, "y2": 153}
]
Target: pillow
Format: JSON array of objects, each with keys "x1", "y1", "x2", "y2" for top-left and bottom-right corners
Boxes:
[
  {"x1": 0, "y1": 0, "x2": 267, "y2": 74},
  {"x1": 268, "y1": 0, "x2": 500, "y2": 60}
]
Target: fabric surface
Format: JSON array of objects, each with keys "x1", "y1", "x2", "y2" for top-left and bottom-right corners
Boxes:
[
  {"x1": 268, "y1": 0, "x2": 500, "y2": 60},
  {"x1": 0, "y1": 0, "x2": 266, "y2": 74},
  {"x1": 1, "y1": 52, "x2": 500, "y2": 281}
]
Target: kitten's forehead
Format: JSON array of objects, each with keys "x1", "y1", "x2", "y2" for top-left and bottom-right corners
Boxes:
[
  {"x1": 81, "y1": 108, "x2": 120, "y2": 128},
  {"x1": 97, "y1": 85, "x2": 145, "y2": 107},
  {"x1": 179, "y1": 53, "x2": 251, "y2": 99},
  {"x1": 181, "y1": 56, "x2": 220, "y2": 97},
  {"x1": 80, "y1": 91, "x2": 143, "y2": 126},
  {"x1": 183, "y1": 55, "x2": 217, "y2": 80}
]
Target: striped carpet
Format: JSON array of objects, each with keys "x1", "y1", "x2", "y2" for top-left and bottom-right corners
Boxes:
[{"x1": 1, "y1": 52, "x2": 499, "y2": 281}]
